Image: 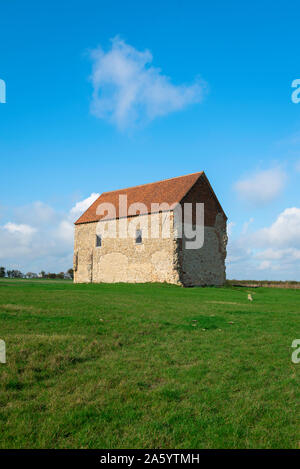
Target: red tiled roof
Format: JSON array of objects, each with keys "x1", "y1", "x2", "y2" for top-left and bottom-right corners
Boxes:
[{"x1": 75, "y1": 172, "x2": 206, "y2": 225}]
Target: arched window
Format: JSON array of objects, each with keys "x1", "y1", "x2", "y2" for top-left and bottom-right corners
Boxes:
[
  {"x1": 136, "y1": 229, "x2": 142, "y2": 244},
  {"x1": 96, "y1": 234, "x2": 102, "y2": 247}
]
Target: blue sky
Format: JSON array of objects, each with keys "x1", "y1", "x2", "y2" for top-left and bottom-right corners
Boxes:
[{"x1": 0, "y1": 0, "x2": 300, "y2": 279}]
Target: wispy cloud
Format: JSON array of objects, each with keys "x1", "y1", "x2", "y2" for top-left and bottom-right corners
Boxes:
[
  {"x1": 3, "y1": 222, "x2": 36, "y2": 236},
  {"x1": 227, "y1": 221, "x2": 235, "y2": 236},
  {"x1": 227, "y1": 207, "x2": 300, "y2": 280},
  {"x1": 234, "y1": 167, "x2": 287, "y2": 206},
  {"x1": 70, "y1": 192, "x2": 99, "y2": 220},
  {"x1": 0, "y1": 193, "x2": 99, "y2": 273},
  {"x1": 90, "y1": 37, "x2": 204, "y2": 130},
  {"x1": 253, "y1": 207, "x2": 300, "y2": 248},
  {"x1": 241, "y1": 217, "x2": 254, "y2": 234}
]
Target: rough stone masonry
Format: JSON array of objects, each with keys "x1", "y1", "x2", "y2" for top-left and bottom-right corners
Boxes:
[{"x1": 73, "y1": 172, "x2": 228, "y2": 287}]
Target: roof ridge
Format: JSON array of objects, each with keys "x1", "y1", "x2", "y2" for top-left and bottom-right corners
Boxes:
[
  {"x1": 101, "y1": 171, "x2": 203, "y2": 195},
  {"x1": 74, "y1": 171, "x2": 217, "y2": 225}
]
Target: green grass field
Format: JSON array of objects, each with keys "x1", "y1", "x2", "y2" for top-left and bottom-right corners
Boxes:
[{"x1": 0, "y1": 278, "x2": 299, "y2": 449}]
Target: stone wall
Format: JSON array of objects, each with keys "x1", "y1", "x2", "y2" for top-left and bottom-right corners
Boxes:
[
  {"x1": 74, "y1": 206, "x2": 227, "y2": 286},
  {"x1": 178, "y1": 213, "x2": 227, "y2": 286},
  {"x1": 74, "y1": 212, "x2": 181, "y2": 284}
]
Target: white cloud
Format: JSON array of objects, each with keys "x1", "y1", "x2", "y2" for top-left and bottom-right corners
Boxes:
[
  {"x1": 227, "y1": 221, "x2": 235, "y2": 236},
  {"x1": 241, "y1": 217, "x2": 254, "y2": 234},
  {"x1": 0, "y1": 193, "x2": 98, "y2": 273},
  {"x1": 70, "y1": 193, "x2": 99, "y2": 221},
  {"x1": 234, "y1": 167, "x2": 287, "y2": 206},
  {"x1": 55, "y1": 220, "x2": 74, "y2": 243},
  {"x1": 257, "y1": 260, "x2": 271, "y2": 271},
  {"x1": 255, "y1": 247, "x2": 300, "y2": 261},
  {"x1": 4, "y1": 223, "x2": 36, "y2": 236},
  {"x1": 13, "y1": 201, "x2": 56, "y2": 226},
  {"x1": 227, "y1": 207, "x2": 300, "y2": 280},
  {"x1": 253, "y1": 207, "x2": 300, "y2": 248},
  {"x1": 90, "y1": 37, "x2": 204, "y2": 129}
]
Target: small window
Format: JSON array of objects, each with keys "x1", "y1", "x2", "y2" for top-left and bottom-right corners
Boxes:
[
  {"x1": 96, "y1": 234, "x2": 102, "y2": 247},
  {"x1": 136, "y1": 229, "x2": 142, "y2": 244}
]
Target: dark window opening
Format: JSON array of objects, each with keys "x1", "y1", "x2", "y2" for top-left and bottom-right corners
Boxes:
[
  {"x1": 136, "y1": 229, "x2": 142, "y2": 244},
  {"x1": 96, "y1": 234, "x2": 102, "y2": 247}
]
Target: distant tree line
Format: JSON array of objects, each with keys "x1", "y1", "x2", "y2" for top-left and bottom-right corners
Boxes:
[
  {"x1": 226, "y1": 279, "x2": 300, "y2": 289},
  {"x1": 0, "y1": 267, "x2": 73, "y2": 280}
]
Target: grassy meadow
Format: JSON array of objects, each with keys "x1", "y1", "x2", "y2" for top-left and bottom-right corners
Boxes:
[{"x1": 0, "y1": 278, "x2": 299, "y2": 448}]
